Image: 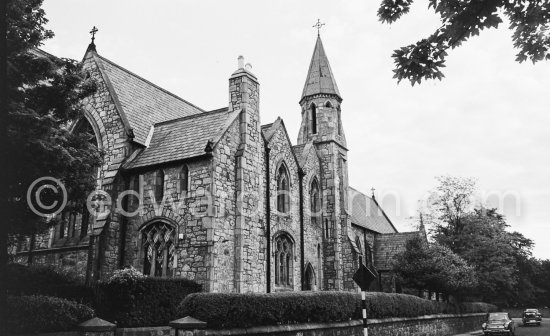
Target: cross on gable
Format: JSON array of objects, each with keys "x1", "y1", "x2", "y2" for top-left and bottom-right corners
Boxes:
[
  {"x1": 90, "y1": 26, "x2": 98, "y2": 44},
  {"x1": 313, "y1": 19, "x2": 325, "y2": 36}
]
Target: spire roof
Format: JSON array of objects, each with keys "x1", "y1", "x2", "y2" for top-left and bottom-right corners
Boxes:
[{"x1": 301, "y1": 35, "x2": 341, "y2": 102}]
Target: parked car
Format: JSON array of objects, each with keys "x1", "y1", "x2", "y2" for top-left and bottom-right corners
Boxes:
[
  {"x1": 482, "y1": 312, "x2": 516, "y2": 335},
  {"x1": 522, "y1": 308, "x2": 542, "y2": 326}
]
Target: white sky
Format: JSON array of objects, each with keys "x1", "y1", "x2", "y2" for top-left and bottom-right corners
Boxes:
[{"x1": 41, "y1": 0, "x2": 550, "y2": 259}]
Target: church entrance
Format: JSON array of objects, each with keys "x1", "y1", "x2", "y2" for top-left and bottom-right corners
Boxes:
[{"x1": 304, "y1": 263, "x2": 315, "y2": 290}]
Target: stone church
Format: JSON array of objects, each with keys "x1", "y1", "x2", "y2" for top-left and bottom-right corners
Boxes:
[{"x1": 14, "y1": 34, "x2": 421, "y2": 293}]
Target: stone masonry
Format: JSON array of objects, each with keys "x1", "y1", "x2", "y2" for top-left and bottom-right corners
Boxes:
[{"x1": 13, "y1": 35, "x2": 414, "y2": 294}]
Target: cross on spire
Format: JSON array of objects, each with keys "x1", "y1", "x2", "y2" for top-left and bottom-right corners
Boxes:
[
  {"x1": 90, "y1": 26, "x2": 98, "y2": 44},
  {"x1": 371, "y1": 187, "x2": 376, "y2": 197},
  {"x1": 313, "y1": 19, "x2": 325, "y2": 36}
]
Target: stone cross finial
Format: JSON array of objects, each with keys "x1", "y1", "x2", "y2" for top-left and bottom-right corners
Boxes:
[
  {"x1": 90, "y1": 26, "x2": 98, "y2": 44},
  {"x1": 371, "y1": 187, "x2": 376, "y2": 197},
  {"x1": 313, "y1": 19, "x2": 325, "y2": 36}
]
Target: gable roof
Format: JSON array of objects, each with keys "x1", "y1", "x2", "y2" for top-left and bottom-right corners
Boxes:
[
  {"x1": 124, "y1": 108, "x2": 230, "y2": 169},
  {"x1": 301, "y1": 35, "x2": 341, "y2": 103},
  {"x1": 94, "y1": 54, "x2": 204, "y2": 145},
  {"x1": 349, "y1": 187, "x2": 398, "y2": 234},
  {"x1": 373, "y1": 232, "x2": 421, "y2": 271},
  {"x1": 291, "y1": 144, "x2": 307, "y2": 167},
  {"x1": 261, "y1": 118, "x2": 301, "y2": 169}
]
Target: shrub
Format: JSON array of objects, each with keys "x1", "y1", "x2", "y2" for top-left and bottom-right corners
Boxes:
[
  {"x1": 6, "y1": 263, "x2": 95, "y2": 304},
  {"x1": 7, "y1": 295, "x2": 94, "y2": 334},
  {"x1": 95, "y1": 276, "x2": 202, "y2": 327},
  {"x1": 179, "y1": 291, "x2": 358, "y2": 329},
  {"x1": 179, "y1": 291, "x2": 498, "y2": 329},
  {"x1": 106, "y1": 266, "x2": 145, "y2": 284}
]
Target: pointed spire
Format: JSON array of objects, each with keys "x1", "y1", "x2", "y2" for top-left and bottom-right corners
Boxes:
[{"x1": 301, "y1": 35, "x2": 341, "y2": 102}]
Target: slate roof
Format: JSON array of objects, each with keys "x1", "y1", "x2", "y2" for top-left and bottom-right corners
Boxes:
[
  {"x1": 292, "y1": 144, "x2": 307, "y2": 167},
  {"x1": 301, "y1": 35, "x2": 341, "y2": 101},
  {"x1": 373, "y1": 232, "x2": 421, "y2": 271},
  {"x1": 261, "y1": 118, "x2": 284, "y2": 142},
  {"x1": 97, "y1": 55, "x2": 204, "y2": 145},
  {"x1": 348, "y1": 187, "x2": 398, "y2": 234},
  {"x1": 125, "y1": 108, "x2": 229, "y2": 169}
]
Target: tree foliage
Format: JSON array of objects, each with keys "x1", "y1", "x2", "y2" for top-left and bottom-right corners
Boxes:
[
  {"x1": 427, "y1": 176, "x2": 546, "y2": 305},
  {"x1": 378, "y1": 0, "x2": 550, "y2": 85},
  {"x1": 392, "y1": 235, "x2": 477, "y2": 296},
  {"x1": 6, "y1": 0, "x2": 100, "y2": 236}
]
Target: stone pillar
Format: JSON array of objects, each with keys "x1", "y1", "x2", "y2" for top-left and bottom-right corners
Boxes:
[
  {"x1": 170, "y1": 316, "x2": 207, "y2": 336},
  {"x1": 78, "y1": 317, "x2": 116, "y2": 336}
]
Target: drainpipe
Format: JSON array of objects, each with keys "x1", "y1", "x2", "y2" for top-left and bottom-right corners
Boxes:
[
  {"x1": 299, "y1": 168, "x2": 305, "y2": 291},
  {"x1": 264, "y1": 142, "x2": 271, "y2": 293}
]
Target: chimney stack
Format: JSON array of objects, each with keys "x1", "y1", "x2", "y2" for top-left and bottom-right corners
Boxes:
[{"x1": 238, "y1": 55, "x2": 244, "y2": 69}]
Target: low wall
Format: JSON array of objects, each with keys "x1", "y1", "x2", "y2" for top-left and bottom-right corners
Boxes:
[
  {"x1": 202, "y1": 313, "x2": 485, "y2": 336},
  {"x1": 20, "y1": 313, "x2": 485, "y2": 336}
]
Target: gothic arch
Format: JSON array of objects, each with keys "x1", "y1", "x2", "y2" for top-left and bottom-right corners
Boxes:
[
  {"x1": 276, "y1": 161, "x2": 291, "y2": 213},
  {"x1": 273, "y1": 159, "x2": 292, "y2": 182},
  {"x1": 139, "y1": 220, "x2": 177, "y2": 277},
  {"x1": 72, "y1": 108, "x2": 106, "y2": 151},
  {"x1": 135, "y1": 212, "x2": 185, "y2": 231},
  {"x1": 304, "y1": 262, "x2": 316, "y2": 290},
  {"x1": 310, "y1": 103, "x2": 317, "y2": 134},
  {"x1": 365, "y1": 240, "x2": 373, "y2": 267},
  {"x1": 355, "y1": 236, "x2": 364, "y2": 266},
  {"x1": 309, "y1": 177, "x2": 321, "y2": 220},
  {"x1": 273, "y1": 231, "x2": 295, "y2": 287},
  {"x1": 324, "y1": 101, "x2": 333, "y2": 108}
]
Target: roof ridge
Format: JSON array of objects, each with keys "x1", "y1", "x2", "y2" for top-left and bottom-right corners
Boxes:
[
  {"x1": 208, "y1": 107, "x2": 229, "y2": 114},
  {"x1": 154, "y1": 109, "x2": 227, "y2": 127},
  {"x1": 97, "y1": 55, "x2": 205, "y2": 113}
]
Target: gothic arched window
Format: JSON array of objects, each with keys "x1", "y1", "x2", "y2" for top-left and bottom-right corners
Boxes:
[
  {"x1": 277, "y1": 164, "x2": 290, "y2": 213},
  {"x1": 142, "y1": 222, "x2": 176, "y2": 277},
  {"x1": 179, "y1": 165, "x2": 189, "y2": 194},
  {"x1": 356, "y1": 236, "x2": 364, "y2": 266},
  {"x1": 311, "y1": 103, "x2": 317, "y2": 134},
  {"x1": 310, "y1": 178, "x2": 321, "y2": 224},
  {"x1": 155, "y1": 170, "x2": 165, "y2": 202},
  {"x1": 325, "y1": 101, "x2": 332, "y2": 108},
  {"x1": 365, "y1": 241, "x2": 373, "y2": 267},
  {"x1": 274, "y1": 233, "x2": 293, "y2": 287}
]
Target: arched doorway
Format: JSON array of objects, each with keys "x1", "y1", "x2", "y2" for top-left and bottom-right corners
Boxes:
[{"x1": 304, "y1": 263, "x2": 315, "y2": 291}]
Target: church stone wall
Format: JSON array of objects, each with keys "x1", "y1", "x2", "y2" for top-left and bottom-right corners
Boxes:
[
  {"x1": 211, "y1": 118, "x2": 240, "y2": 292},
  {"x1": 301, "y1": 145, "x2": 324, "y2": 290},
  {"x1": 268, "y1": 126, "x2": 301, "y2": 291},
  {"x1": 124, "y1": 158, "x2": 214, "y2": 289},
  {"x1": 80, "y1": 50, "x2": 133, "y2": 280},
  {"x1": 315, "y1": 141, "x2": 345, "y2": 290}
]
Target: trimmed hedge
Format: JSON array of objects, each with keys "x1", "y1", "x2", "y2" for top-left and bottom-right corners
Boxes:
[
  {"x1": 178, "y1": 291, "x2": 497, "y2": 329},
  {"x1": 6, "y1": 263, "x2": 95, "y2": 305},
  {"x1": 7, "y1": 295, "x2": 94, "y2": 334},
  {"x1": 95, "y1": 277, "x2": 202, "y2": 327}
]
